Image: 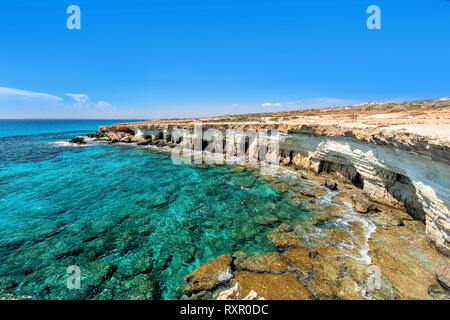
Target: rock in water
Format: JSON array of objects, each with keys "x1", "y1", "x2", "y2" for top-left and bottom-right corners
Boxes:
[
  {"x1": 435, "y1": 264, "x2": 450, "y2": 290},
  {"x1": 136, "y1": 138, "x2": 150, "y2": 145},
  {"x1": 184, "y1": 254, "x2": 233, "y2": 294},
  {"x1": 324, "y1": 180, "x2": 338, "y2": 190},
  {"x1": 70, "y1": 137, "x2": 86, "y2": 145},
  {"x1": 266, "y1": 223, "x2": 304, "y2": 249}
]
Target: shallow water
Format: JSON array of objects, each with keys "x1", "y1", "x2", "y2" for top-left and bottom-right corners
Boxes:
[{"x1": 0, "y1": 120, "x2": 329, "y2": 299}]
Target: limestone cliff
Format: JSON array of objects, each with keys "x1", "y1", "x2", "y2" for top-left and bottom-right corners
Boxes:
[{"x1": 95, "y1": 121, "x2": 450, "y2": 256}]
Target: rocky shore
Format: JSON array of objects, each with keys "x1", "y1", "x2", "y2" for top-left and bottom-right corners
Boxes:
[
  {"x1": 179, "y1": 171, "x2": 450, "y2": 300},
  {"x1": 88, "y1": 98, "x2": 450, "y2": 299}
]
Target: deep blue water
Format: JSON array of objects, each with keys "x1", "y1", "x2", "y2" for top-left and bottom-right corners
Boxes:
[{"x1": 0, "y1": 120, "x2": 313, "y2": 300}]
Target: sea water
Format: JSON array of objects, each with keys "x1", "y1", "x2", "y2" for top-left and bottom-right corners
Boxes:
[{"x1": 0, "y1": 120, "x2": 319, "y2": 299}]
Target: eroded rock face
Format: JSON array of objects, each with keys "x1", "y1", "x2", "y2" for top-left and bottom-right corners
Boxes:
[
  {"x1": 183, "y1": 254, "x2": 233, "y2": 295},
  {"x1": 278, "y1": 132, "x2": 450, "y2": 255},
  {"x1": 97, "y1": 120, "x2": 450, "y2": 256},
  {"x1": 435, "y1": 264, "x2": 450, "y2": 291}
]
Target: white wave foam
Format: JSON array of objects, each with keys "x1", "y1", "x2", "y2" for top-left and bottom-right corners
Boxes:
[
  {"x1": 48, "y1": 136, "x2": 97, "y2": 147},
  {"x1": 338, "y1": 202, "x2": 377, "y2": 265}
]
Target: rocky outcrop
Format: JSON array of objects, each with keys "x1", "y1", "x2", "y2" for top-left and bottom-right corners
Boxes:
[
  {"x1": 183, "y1": 254, "x2": 233, "y2": 298},
  {"x1": 435, "y1": 264, "x2": 450, "y2": 291},
  {"x1": 70, "y1": 137, "x2": 86, "y2": 145},
  {"x1": 278, "y1": 132, "x2": 449, "y2": 255},
  {"x1": 184, "y1": 209, "x2": 450, "y2": 300},
  {"x1": 266, "y1": 224, "x2": 304, "y2": 250},
  {"x1": 96, "y1": 121, "x2": 450, "y2": 256}
]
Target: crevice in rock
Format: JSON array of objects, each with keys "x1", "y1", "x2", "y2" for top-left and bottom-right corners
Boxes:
[{"x1": 387, "y1": 173, "x2": 426, "y2": 221}]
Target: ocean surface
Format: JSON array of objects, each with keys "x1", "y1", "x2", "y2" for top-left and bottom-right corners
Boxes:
[{"x1": 0, "y1": 120, "x2": 337, "y2": 299}]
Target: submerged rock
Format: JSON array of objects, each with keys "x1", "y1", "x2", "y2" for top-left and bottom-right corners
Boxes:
[
  {"x1": 237, "y1": 252, "x2": 291, "y2": 274},
  {"x1": 292, "y1": 191, "x2": 316, "y2": 199},
  {"x1": 267, "y1": 224, "x2": 304, "y2": 249},
  {"x1": 253, "y1": 213, "x2": 278, "y2": 226}
]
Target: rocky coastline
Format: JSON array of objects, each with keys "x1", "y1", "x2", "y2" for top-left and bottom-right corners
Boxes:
[
  {"x1": 85, "y1": 100, "x2": 450, "y2": 299},
  {"x1": 92, "y1": 121, "x2": 450, "y2": 254}
]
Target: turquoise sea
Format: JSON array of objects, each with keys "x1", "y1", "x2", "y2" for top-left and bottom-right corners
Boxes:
[{"x1": 0, "y1": 120, "x2": 316, "y2": 300}]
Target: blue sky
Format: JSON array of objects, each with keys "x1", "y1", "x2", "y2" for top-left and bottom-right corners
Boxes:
[{"x1": 0, "y1": 0, "x2": 449, "y2": 119}]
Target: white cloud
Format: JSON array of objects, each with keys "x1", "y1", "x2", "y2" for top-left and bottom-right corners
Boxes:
[
  {"x1": 95, "y1": 100, "x2": 113, "y2": 108},
  {"x1": 262, "y1": 98, "x2": 359, "y2": 109},
  {"x1": 262, "y1": 102, "x2": 282, "y2": 107},
  {"x1": 291, "y1": 98, "x2": 359, "y2": 108},
  {"x1": 0, "y1": 86, "x2": 116, "y2": 118},
  {"x1": 66, "y1": 94, "x2": 114, "y2": 111},
  {"x1": 0, "y1": 87, "x2": 62, "y2": 102},
  {"x1": 66, "y1": 93, "x2": 90, "y2": 104}
]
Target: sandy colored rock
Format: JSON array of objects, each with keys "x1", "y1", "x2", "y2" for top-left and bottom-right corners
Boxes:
[
  {"x1": 368, "y1": 223, "x2": 450, "y2": 299},
  {"x1": 234, "y1": 271, "x2": 311, "y2": 300},
  {"x1": 338, "y1": 190, "x2": 377, "y2": 213},
  {"x1": 184, "y1": 254, "x2": 233, "y2": 294},
  {"x1": 435, "y1": 264, "x2": 450, "y2": 291},
  {"x1": 267, "y1": 224, "x2": 304, "y2": 249},
  {"x1": 238, "y1": 252, "x2": 291, "y2": 273},
  {"x1": 281, "y1": 247, "x2": 315, "y2": 274}
]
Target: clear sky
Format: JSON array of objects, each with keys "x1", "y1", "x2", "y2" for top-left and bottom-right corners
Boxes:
[{"x1": 0, "y1": 0, "x2": 449, "y2": 119}]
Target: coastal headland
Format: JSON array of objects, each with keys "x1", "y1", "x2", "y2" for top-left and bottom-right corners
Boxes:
[{"x1": 91, "y1": 98, "x2": 450, "y2": 299}]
